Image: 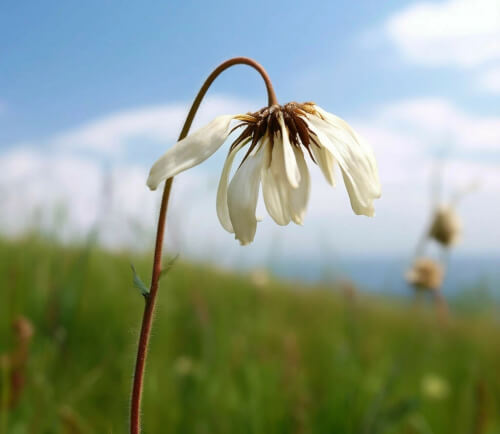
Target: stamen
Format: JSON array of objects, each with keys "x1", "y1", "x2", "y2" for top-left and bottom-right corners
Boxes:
[
  {"x1": 228, "y1": 122, "x2": 248, "y2": 136},
  {"x1": 230, "y1": 102, "x2": 320, "y2": 166},
  {"x1": 292, "y1": 115, "x2": 311, "y2": 148},
  {"x1": 234, "y1": 114, "x2": 257, "y2": 122},
  {"x1": 229, "y1": 125, "x2": 253, "y2": 152},
  {"x1": 238, "y1": 137, "x2": 262, "y2": 168}
]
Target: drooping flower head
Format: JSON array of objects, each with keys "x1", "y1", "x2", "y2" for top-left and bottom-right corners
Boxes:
[{"x1": 147, "y1": 102, "x2": 381, "y2": 245}]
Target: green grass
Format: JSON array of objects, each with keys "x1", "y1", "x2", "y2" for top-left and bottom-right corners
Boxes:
[{"x1": 1, "y1": 235, "x2": 499, "y2": 433}]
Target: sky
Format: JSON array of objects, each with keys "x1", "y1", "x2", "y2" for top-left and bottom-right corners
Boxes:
[{"x1": 1, "y1": 0, "x2": 499, "y2": 270}]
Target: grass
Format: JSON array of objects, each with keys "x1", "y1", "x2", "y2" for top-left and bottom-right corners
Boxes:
[{"x1": 0, "y1": 234, "x2": 499, "y2": 433}]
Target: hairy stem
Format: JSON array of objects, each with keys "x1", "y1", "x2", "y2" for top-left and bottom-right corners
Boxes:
[{"x1": 129, "y1": 57, "x2": 276, "y2": 434}]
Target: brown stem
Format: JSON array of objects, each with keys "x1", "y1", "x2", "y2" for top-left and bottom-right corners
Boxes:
[
  {"x1": 473, "y1": 379, "x2": 487, "y2": 434},
  {"x1": 434, "y1": 291, "x2": 449, "y2": 326},
  {"x1": 129, "y1": 57, "x2": 277, "y2": 434}
]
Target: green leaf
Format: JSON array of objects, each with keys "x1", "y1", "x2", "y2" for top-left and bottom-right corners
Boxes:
[
  {"x1": 159, "y1": 254, "x2": 179, "y2": 281},
  {"x1": 131, "y1": 264, "x2": 149, "y2": 297}
]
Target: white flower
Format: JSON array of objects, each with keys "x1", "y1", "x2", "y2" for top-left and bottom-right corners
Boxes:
[{"x1": 147, "y1": 102, "x2": 381, "y2": 245}]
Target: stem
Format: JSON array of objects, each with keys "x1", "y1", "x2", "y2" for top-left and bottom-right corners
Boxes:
[
  {"x1": 473, "y1": 379, "x2": 487, "y2": 434},
  {"x1": 434, "y1": 291, "x2": 449, "y2": 326},
  {"x1": 129, "y1": 57, "x2": 277, "y2": 434}
]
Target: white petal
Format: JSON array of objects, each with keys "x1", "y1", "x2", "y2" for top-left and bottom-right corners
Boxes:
[
  {"x1": 304, "y1": 110, "x2": 381, "y2": 217},
  {"x1": 315, "y1": 105, "x2": 380, "y2": 193},
  {"x1": 147, "y1": 115, "x2": 235, "y2": 190},
  {"x1": 288, "y1": 147, "x2": 310, "y2": 225},
  {"x1": 342, "y1": 171, "x2": 375, "y2": 217},
  {"x1": 262, "y1": 139, "x2": 292, "y2": 226},
  {"x1": 216, "y1": 139, "x2": 248, "y2": 233},
  {"x1": 227, "y1": 143, "x2": 266, "y2": 245},
  {"x1": 310, "y1": 144, "x2": 336, "y2": 186},
  {"x1": 278, "y1": 112, "x2": 300, "y2": 188}
]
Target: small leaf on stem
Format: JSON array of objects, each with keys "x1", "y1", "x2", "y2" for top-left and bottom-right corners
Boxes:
[
  {"x1": 130, "y1": 265, "x2": 149, "y2": 298},
  {"x1": 159, "y1": 254, "x2": 179, "y2": 280}
]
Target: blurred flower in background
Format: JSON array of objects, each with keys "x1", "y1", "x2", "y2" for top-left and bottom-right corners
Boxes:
[
  {"x1": 421, "y1": 373, "x2": 450, "y2": 400},
  {"x1": 428, "y1": 205, "x2": 462, "y2": 247},
  {"x1": 406, "y1": 258, "x2": 444, "y2": 291}
]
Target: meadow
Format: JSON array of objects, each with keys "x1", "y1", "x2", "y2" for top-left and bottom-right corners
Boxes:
[{"x1": 1, "y1": 235, "x2": 499, "y2": 434}]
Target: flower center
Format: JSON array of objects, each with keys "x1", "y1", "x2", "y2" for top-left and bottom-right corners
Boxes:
[{"x1": 230, "y1": 102, "x2": 321, "y2": 164}]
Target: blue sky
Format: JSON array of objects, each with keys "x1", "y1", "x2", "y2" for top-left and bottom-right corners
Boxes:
[
  {"x1": 3, "y1": 0, "x2": 495, "y2": 143},
  {"x1": 1, "y1": 0, "x2": 499, "y2": 263}
]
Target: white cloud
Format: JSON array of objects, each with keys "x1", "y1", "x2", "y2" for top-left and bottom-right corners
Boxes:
[
  {"x1": 386, "y1": 0, "x2": 500, "y2": 67},
  {"x1": 362, "y1": 98, "x2": 500, "y2": 190},
  {"x1": 1, "y1": 95, "x2": 499, "y2": 265},
  {"x1": 52, "y1": 95, "x2": 258, "y2": 155},
  {"x1": 478, "y1": 65, "x2": 500, "y2": 94},
  {"x1": 347, "y1": 98, "x2": 500, "y2": 254},
  {"x1": 373, "y1": 98, "x2": 500, "y2": 152},
  {"x1": 0, "y1": 94, "x2": 259, "y2": 251}
]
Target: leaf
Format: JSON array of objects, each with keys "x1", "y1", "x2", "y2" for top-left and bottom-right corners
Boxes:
[
  {"x1": 131, "y1": 264, "x2": 149, "y2": 297},
  {"x1": 159, "y1": 254, "x2": 179, "y2": 280}
]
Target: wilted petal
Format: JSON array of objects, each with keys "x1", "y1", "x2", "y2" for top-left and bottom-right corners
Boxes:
[
  {"x1": 216, "y1": 140, "x2": 248, "y2": 233},
  {"x1": 315, "y1": 105, "x2": 379, "y2": 183},
  {"x1": 304, "y1": 110, "x2": 381, "y2": 217},
  {"x1": 227, "y1": 143, "x2": 266, "y2": 245},
  {"x1": 288, "y1": 147, "x2": 310, "y2": 225},
  {"x1": 342, "y1": 171, "x2": 375, "y2": 216},
  {"x1": 262, "y1": 139, "x2": 292, "y2": 226},
  {"x1": 278, "y1": 112, "x2": 300, "y2": 188},
  {"x1": 147, "y1": 115, "x2": 235, "y2": 190},
  {"x1": 310, "y1": 144, "x2": 336, "y2": 186}
]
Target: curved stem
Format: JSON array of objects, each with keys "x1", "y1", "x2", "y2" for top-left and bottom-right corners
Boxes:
[{"x1": 129, "y1": 57, "x2": 277, "y2": 434}]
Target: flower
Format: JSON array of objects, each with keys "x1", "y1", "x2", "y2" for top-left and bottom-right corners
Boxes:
[
  {"x1": 147, "y1": 102, "x2": 381, "y2": 245},
  {"x1": 406, "y1": 257, "x2": 444, "y2": 291},
  {"x1": 428, "y1": 204, "x2": 461, "y2": 247}
]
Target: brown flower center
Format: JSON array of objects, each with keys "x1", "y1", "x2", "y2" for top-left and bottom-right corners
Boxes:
[{"x1": 229, "y1": 102, "x2": 322, "y2": 165}]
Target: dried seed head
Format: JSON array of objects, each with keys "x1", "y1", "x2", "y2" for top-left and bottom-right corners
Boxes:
[
  {"x1": 428, "y1": 205, "x2": 461, "y2": 247},
  {"x1": 406, "y1": 258, "x2": 444, "y2": 291}
]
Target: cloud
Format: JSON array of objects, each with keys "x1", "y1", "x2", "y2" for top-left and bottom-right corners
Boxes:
[
  {"x1": 51, "y1": 95, "x2": 258, "y2": 156},
  {"x1": 373, "y1": 98, "x2": 500, "y2": 152},
  {"x1": 1, "y1": 95, "x2": 499, "y2": 263},
  {"x1": 353, "y1": 98, "x2": 500, "y2": 194},
  {"x1": 385, "y1": 0, "x2": 500, "y2": 68},
  {"x1": 353, "y1": 98, "x2": 500, "y2": 165},
  {"x1": 0, "y1": 148, "x2": 109, "y2": 239},
  {"x1": 478, "y1": 65, "x2": 500, "y2": 94},
  {"x1": 0, "y1": 146, "x2": 215, "y2": 251},
  {"x1": 347, "y1": 97, "x2": 500, "y2": 253},
  {"x1": 0, "y1": 94, "x2": 259, "y2": 252}
]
